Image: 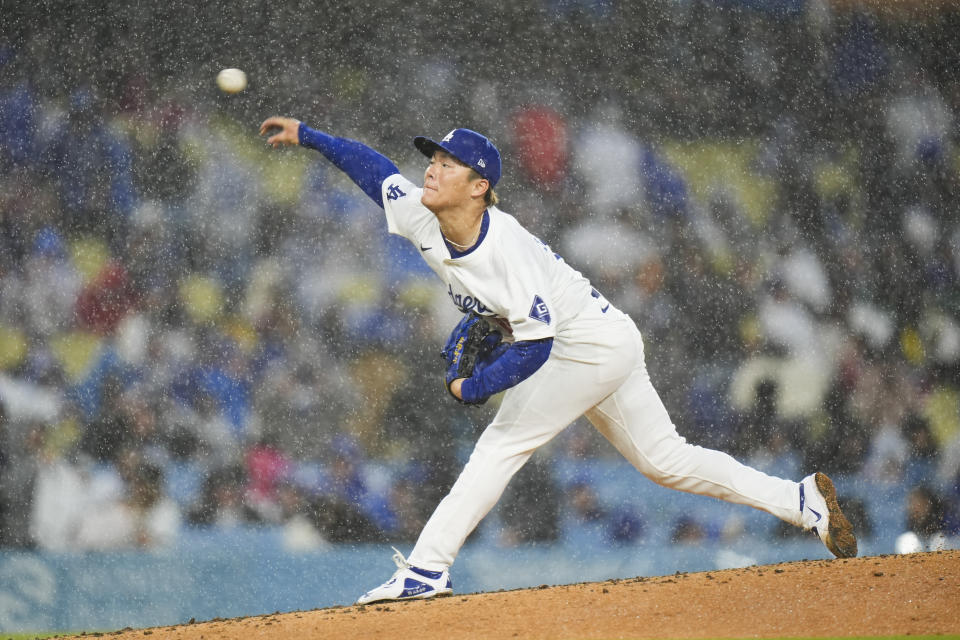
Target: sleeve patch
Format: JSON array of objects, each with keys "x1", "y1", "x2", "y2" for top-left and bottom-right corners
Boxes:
[
  {"x1": 529, "y1": 295, "x2": 551, "y2": 324},
  {"x1": 385, "y1": 183, "x2": 407, "y2": 201}
]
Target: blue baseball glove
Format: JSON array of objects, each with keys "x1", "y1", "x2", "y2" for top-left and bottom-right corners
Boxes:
[{"x1": 441, "y1": 313, "x2": 508, "y2": 404}]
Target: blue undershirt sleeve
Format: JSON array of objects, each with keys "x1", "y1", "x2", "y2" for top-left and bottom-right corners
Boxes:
[
  {"x1": 298, "y1": 123, "x2": 400, "y2": 208},
  {"x1": 460, "y1": 338, "x2": 553, "y2": 404}
]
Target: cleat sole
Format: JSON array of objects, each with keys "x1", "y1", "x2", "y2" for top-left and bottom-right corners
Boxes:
[{"x1": 815, "y1": 472, "x2": 858, "y2": 558}]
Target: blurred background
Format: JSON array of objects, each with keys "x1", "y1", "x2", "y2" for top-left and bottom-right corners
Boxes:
[{"x1": 1, "y1": 0, "x2": 959, "y2": 632}]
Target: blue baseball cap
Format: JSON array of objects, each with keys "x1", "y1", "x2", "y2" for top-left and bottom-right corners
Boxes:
[{"x1": 414, "y1": 128, "x2": 501, "y2": 187}]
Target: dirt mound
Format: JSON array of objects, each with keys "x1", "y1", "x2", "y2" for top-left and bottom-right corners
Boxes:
[{"x1": 65, "y1": 550, "x2": 959, "y2": 639}]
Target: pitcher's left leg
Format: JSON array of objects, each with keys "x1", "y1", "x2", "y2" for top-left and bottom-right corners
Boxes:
[{"x1": 408, "y1": 340, "x2": 634, "y2": 571}]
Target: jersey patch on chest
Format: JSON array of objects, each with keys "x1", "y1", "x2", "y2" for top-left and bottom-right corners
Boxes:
[{"x1": 529, "y1": 295, "x2": 551, "y2": 324}]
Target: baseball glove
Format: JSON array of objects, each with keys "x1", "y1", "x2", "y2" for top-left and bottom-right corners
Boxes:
[{"x1": 441, "y1": 312, "x2": 506, "y2": 403}]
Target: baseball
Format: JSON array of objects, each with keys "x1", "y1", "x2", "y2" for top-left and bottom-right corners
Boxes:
[{"x1": 216, "y1": 68, "x2": 247, "y2": 94}]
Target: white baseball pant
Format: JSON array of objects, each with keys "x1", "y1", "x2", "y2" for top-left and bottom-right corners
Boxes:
[{"x1": 408, "y1": 312, "x2": 803, "y2": 571}]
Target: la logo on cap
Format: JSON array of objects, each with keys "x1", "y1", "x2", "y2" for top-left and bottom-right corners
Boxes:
[{"x1": 442, "y1": 131, "x2": 455, "y2": 142}]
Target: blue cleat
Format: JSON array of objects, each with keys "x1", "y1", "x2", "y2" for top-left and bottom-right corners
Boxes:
[{"x1": 356, "y1": 547, "x2": 453, "y2": 605}]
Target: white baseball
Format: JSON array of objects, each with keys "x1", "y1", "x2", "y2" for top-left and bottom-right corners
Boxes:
[{"x1": 216, "y1": 68, "x2": 247, "y2": 94}]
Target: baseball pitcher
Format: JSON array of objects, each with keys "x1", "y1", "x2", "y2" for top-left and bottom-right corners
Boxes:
[{"x1": 260, "y1": 117, "x2": 857, "y2": 605}]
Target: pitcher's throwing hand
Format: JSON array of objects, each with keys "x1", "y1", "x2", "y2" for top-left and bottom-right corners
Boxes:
[{"x1": 259, "y1": 117, "x2": 301, "y2": 147}]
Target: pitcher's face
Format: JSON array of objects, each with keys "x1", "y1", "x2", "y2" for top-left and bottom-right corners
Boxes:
[{"x1": 421, "y1": 151, "x2": 487, "y2": 213}]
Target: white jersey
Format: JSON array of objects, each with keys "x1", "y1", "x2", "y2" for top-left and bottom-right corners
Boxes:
[{"x1": 381, "y1": 174, "x2": 613, "y2": 342}]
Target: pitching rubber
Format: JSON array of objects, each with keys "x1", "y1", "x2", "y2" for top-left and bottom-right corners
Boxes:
[{"x1": 815, "y1": 472, "x2": 858, "y2": 558}]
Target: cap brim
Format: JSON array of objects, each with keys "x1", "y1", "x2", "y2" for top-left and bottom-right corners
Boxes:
[{"x1": 414, "y1": 136, "x2": 449, "y2": 160}]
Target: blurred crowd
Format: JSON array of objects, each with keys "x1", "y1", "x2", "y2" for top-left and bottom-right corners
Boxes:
[{"x1": 1, "y1": 0, "x2": 959, "y2": 554}]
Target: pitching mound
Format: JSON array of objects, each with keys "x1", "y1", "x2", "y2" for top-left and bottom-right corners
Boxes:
[{"x1": 64, "y1": 550, "x2": 958, "y2": 639}]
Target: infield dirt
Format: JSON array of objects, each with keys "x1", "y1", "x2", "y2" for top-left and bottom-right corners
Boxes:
[{"x1": 61, "y1": 550, "x2": 959, "y2": 639}]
